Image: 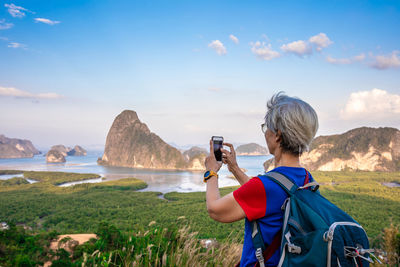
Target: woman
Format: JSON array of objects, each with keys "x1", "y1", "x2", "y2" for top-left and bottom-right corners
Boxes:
[{"x1": 204, "y1": 92, "x2": 319, "y2": 266}]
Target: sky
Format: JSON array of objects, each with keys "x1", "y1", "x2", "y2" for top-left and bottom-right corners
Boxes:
[{"x1": 0, "y1": 0, "x2": 399, "y2": 150}]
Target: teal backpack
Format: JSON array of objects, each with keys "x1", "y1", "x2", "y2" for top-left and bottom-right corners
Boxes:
[{"x1": 251, "y1": 171, "x2": 377, "y2": 267}]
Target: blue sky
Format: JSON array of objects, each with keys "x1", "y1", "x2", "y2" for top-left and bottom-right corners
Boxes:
[{"x1": 1, "y1": 0, "x2": 399, "y2": 150}]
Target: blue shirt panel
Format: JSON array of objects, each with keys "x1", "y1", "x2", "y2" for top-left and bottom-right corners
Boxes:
[{"x1": 239, "y1": 166, "x2": 314, "y2": 267}]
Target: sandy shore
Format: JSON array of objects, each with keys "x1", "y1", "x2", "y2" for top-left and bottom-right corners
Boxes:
[{"x1": 44, "y1": 234, "x2": 97, "y2": 267}]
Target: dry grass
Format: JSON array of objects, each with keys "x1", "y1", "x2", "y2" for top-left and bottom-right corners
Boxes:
[{"x1": 78, "y1": 223, "x2": 242, "y2": 267}]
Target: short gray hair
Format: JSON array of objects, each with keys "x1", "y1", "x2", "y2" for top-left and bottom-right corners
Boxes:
[{"x1": 264, "y1": 92, "x2": 319, "y2": 155}]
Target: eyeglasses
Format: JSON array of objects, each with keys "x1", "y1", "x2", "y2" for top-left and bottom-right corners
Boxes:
[{"x1": 261, "y1": 123, "x2": 268, "y2": 134}]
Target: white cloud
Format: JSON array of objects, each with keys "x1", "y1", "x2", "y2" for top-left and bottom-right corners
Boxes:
[
  {"x1": 326, "y1": 56, "x2": 351, "y2": 65},
  {"x1": 309, "y1": 33, "x2": 333, "y2": 51},
  {"x1": 250, "y1": 41, "x2": 280, "y2": 61},
  {"x1": 341, "y1": 89, "x2": 400, "y2": 119},
  {"x1": 326, "y1": 53, "x2": 365, "y2": 65},
  {"x1": 0, "y1": 19, "x2": 13, "y2": 30},
  {"x1": 7, "y1": 42, "x2": 26, "y2": 49},
  {"x1": 0, "y1": 86, "x2": 63, "y2": 99},
  {"x1": 280, "y1": 40, "x2": 312, "y2": 56},
  {"x1": 34, "y1": 18, "x2": 61, "y2": 25},
  {"x1": 280, "y1": 33, "x2": 332, "y2": 56},
  {"x1": 229, "y1": 34, "x2": 239, "y2": 44},
  {"x1": 4, "y1": 3, "x2": 33, "y2": 18},
  {"x1": 370, "y1": 51, "x2": 400, "y2": 70},
  {"x1": 353, "y1": 54, "x2": 366, "y2": 61},
  {"x1": 208, "y1": 40, "x2": 227, "y2": 55}
]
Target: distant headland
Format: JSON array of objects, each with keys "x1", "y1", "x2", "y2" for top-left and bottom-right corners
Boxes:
[
  {"x1": 236, "y1": 143, "x2": 268, "y2": 156},
  {"x1": 264, "y1": 127, "x2": 400, "y2": 172},
  {"x1": 0, "y1": 134, "x2": 40, "y2": 158}
]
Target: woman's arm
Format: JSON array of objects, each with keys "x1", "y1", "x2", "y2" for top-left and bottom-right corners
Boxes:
[
  {"x1": 221, "y1": 143, "x2": 250, "y2": 185},
  {"x1": 206, "y1": 180, "x2": 245, "y2": 222},
  {"x1": 205, "y1": 140, "x2": 246, "y2": 223}
]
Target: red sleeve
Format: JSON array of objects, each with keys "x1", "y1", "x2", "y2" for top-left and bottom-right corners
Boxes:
[{"x1": 233, "y1": 177, "x2": 266, "y2": 221}]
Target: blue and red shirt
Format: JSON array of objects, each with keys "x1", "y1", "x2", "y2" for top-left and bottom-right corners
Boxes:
[{"x1": 233, "y1": 166, "x2": 313, "y2": 267}]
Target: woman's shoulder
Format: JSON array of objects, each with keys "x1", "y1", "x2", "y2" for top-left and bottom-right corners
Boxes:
[{"x1": 260, "y1": 166, "x2": 313, "y2": 186}]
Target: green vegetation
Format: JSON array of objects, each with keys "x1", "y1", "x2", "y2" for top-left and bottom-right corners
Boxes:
[
  {"x1": 313, "y1": 171, "x2": 400, "y2": 238},
  {"x1": 0, "y1": 170, "x2": 399, "y2": 239},
  {"x1": 0, "y1": 220, "x2": 242, "y2": 267},
  {"x1": 93, "y1": 178, "x2": 147, "y2": 191},
  {"x1": 0, "y1": 170, "x2": 400, "y2": 265},
  {"x1": 23, "y1": 171, "x2": 101, "y2": 185},
  {"x1": 0, "y1": 177, "x2": 29, "y2": 186},
  {"x1": 0, "y1": 169, "x2": 23, "y2": 175},
  {"x1": 0, "y1": 173, "x2": 241, "y2": 238},
  {"x1": 0, "y1": 223, "x2": 58, "y2": 266}
]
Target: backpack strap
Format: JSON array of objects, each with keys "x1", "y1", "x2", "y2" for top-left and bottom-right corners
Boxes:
[
  {"x1": 251, "y1": 171, "x2": 302, "y2": 267},
  {"x1": 265, "y1": 171, "x2": 298, "y2": 195},
  {"x1": 252, "y1": 221, "x2": 282, "y2": 267},
  {"x1": 259, "y1": 229, "x2": 282, "y2": 267},
  {"x1": 251, "y1": 221, "x2": 266, "y2": 267}
]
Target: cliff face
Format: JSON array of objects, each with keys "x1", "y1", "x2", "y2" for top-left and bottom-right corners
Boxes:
[
  {"x1": 98, "y1": 110, "x2": 187, "y2": 170},
  {"x1": 183, "y1": 146, "x2": 207, "y2": 170},
  {"x1": 46, "y1": 149, "x2": 66, "y2": 163},
  {"x1": 0, "y1": 135, "x2": 40, "y2": 158},
  {"x1": 68, "y1": 145, "x2": 87, "y2": 156},
  {"x1": 236, "y1": 143, "x2": 268, "y2": 156},
  {"x1": 50, "y1": 145, "x2": 71, "y2": 157},
  {"x1": 48, "y1": 144, "x2": 87, "y2": 157},
  {"x1": 264, "y1": 127, "x2": 400, "y2": 171}
]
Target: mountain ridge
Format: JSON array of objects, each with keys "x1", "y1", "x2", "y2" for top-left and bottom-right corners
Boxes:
[{"x1": 264, "y1": 127, "x2": 400, "y2": 171}]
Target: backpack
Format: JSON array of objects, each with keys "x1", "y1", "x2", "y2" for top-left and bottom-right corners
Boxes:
[{"x1": 251, "y1": 171, "x2": 376, "y2": 267}]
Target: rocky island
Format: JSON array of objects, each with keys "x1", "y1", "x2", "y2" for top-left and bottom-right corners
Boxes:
[
  {"x1": 183, "y1": 146, "x2": 208, "y2": 170},
  {"x1": 46, "y1": 149, "x2": 66, "y2": 163},
  {"x1": 264, "y1": 127, "x2": 400, "y2": 171},
  {"x1": 46, "y1": 145, "x2": 87, "y2": 163},
  {"x1": 47, "y1": 145, "x2": 87, "y2": 157},
  {"x1": 68, "y1": 145, "x2": 87, "y2": 156},
  {"x1": 236, "y1": 143, "x2": 268, "y2": 156},
  {"x1": 0, "y1": 134, "x2": 40, "y2": 158},
  {"x1": 49, "y1": 145, "x2": 70, "y2": 157},
  {"x1": 98, "y1": 110, "x2": 191, "y2": 170}
]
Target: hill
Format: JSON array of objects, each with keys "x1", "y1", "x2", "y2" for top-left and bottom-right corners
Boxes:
[
  {"x1": 183, "y1": 146, "x2": 208, "y2": 170},
  {"x1": 236, "y1": 143, "x2": 268, "y2": 156},
  {"x1": 98, "y1": 110, "x2": 188, "y2": 170},
  {"x1": 0, "y1": 134, "x2": 40, "y2": 158},
  {"x1": 264, "y1": 127, "x2": 400, "y2": 171}
]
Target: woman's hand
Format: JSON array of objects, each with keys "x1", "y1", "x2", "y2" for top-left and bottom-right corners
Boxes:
[
  {"x1": 221, "y1": 142, "x2": 239, "y2": 173},
  {"x1": 204, "y1": 139, "x2": 222, "y2": 172}
]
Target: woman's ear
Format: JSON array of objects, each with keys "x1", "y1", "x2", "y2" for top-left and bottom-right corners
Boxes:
[{"x1": 275, "y1": 130, "x2": 282, "y2": 143}]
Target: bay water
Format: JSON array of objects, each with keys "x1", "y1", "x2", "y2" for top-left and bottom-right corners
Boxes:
[{"x1": 0, "y1": 151, "x2": 272, "y2": 193}]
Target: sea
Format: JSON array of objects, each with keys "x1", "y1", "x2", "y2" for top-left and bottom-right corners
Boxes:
[{"x1": 0, "y1": 151, "x2": 273, "y2": 193}]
